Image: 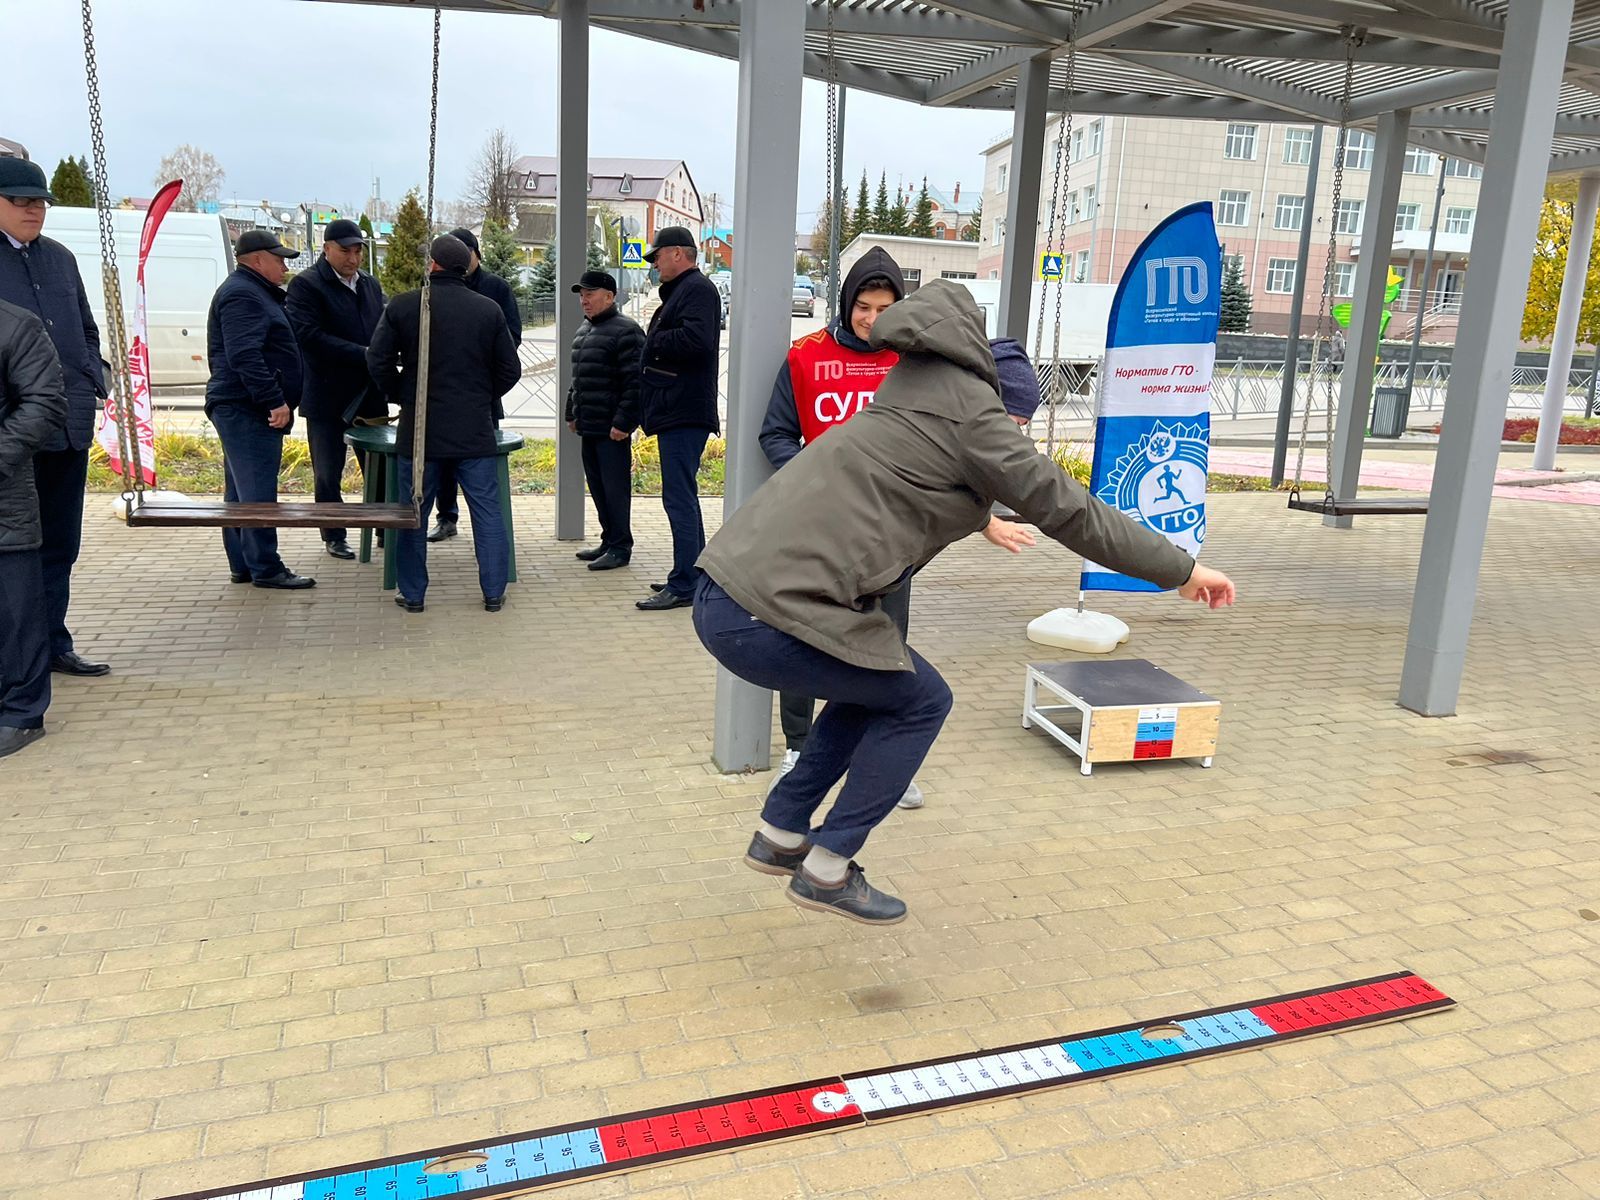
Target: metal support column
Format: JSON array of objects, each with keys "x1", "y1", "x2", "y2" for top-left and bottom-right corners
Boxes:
[
  {"x1": 553, "y1": 0, "x2": 588, "y2": 540},
  {"x1": 1324, "y1": 108, "x2": 1410, "y2": 529},
  {"x1": 1404, "y1": 156, "x2": 1448, "y2": 388},
  {"x1": 1399, "y1": 0, "x2": 1574, "y2": 716},
  {"x1": 711, "y1": 0, "x2": 806, "y2": 773},
  {"x1": 1272, "y1": 123, "x2": 1323, "y2": 486},
  {"x1": 826, "y1": 85, "x2": 846, "y2": 324},
  {"x1": 998, "y1": 54, "x2": 1049, "y2": 342},
  {"x1": 1533, "y1": 172, "x2": 1600, "y2": 469}
]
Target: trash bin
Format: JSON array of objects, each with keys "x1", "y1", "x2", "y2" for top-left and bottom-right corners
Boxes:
[{"x1": 1371, "y1": 385, "x2": 1411, "y2": 438}]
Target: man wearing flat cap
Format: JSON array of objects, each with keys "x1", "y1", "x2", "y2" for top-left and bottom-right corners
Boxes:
[
  {"x1": 634, "y1": 225, "x2": 720, "y2": 611},
  {"x1": 367, "y1": 235, "x2": 521, "y2": 614},
  {"x1": 564, "y1": 270, "x2": 644, "y2": 572},
  {"x1": 204, "y1": 229, "x2": 314, "y2": 590},
  {"x1": 428, "y1": 226, "x2": 523, "y2": 544},
  {"x1": 285, "y1": 218, "x2": 386, "y2": 561},
  {"x1": 0, "y1": 156, "x2": 112, "y2": 676}
]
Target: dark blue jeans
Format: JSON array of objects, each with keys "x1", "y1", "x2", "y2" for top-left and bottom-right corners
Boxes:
[
  {"x1": 657, "y1": 427, "x2": 709, "y2": 597},
  {"x1": 395, "y1": 456, "x2": 508, "y2": 603},
  {"x1": 32, "y1": 446, "x2": 88, "y2": 657},
  {"x1": 0, "y1": 549, "x2": 50, "y2": 729},
  {"x1": 211, "y1": 404, "x2": 288, "y2": 581},
  {"x1": 693, "y1": 577, "x2": 952, "y2": 858}
]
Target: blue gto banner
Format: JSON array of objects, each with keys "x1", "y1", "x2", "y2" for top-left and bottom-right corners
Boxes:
[{"x1": 1082, "y1": 202, "x2": 1221, "y2": 593}]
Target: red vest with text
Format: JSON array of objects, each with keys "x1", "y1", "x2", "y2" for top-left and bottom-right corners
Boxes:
[{"x1": 786, "y1": 329, "x2": 899, "y2": 445}]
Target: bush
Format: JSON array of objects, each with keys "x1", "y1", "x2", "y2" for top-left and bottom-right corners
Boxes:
[{"x1": 1434, "y1": 417, "x2": 1600, "y2": 445}]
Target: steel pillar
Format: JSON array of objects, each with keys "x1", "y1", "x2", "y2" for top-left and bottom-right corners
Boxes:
[
  {"x1": 998, "y1": 54, "x2": 1050, "y2": 342},
  {"x1": 1533, "y1": 172, "x2": 1600, "y2": 469},
  {"x1": 553, "y1": 0, "x2": 588, "y2": 540},
  {"x1": 1272, "y1": 123, "x2": 1323, "y2": 486}
]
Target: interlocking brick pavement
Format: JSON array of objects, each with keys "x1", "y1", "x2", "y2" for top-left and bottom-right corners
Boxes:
[{"x1": 2, "y1": 493, "x2": 1597, "y2": 1200}]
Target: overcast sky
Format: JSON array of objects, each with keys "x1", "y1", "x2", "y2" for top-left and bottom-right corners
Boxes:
[{"x1": 19, "y1": 0, "x2": 1010, "y2": 230}]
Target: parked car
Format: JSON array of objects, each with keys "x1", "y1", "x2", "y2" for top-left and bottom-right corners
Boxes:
[{"x1": 791, "y1": 278, "x2": 815, "y2": 318}]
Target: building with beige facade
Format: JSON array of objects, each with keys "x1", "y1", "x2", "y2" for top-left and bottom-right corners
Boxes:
[
  {"x1": 977, "y1": 115, "x2": 1484, "y2": 339},
  {"x1": 507, "y1": 156, "x2": 703, "y2": 256}
]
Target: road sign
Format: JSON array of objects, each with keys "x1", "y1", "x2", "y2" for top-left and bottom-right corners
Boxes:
[
  {"x1": 1039, "y1": 253, "x2": 1064, "y2": 280},
  {"x1": 621, "y1": 239, "x2": 646, "y2": 266}
]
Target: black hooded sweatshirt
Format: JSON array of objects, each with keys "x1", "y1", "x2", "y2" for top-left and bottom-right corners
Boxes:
[{"x1": 758, "y1": 246, "x2": 906, "y2": 469}]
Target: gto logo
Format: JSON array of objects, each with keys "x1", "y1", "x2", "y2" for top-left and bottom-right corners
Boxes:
[
  {"x1": 814, "y1": 361, "x2": 846, "y2": 381},
  {"x1": 1145, "y1": 255, "x2": 1209, "y2": 306},
  {"x1": 814, "y1": 391, "x2": 873, "y2": 422}
]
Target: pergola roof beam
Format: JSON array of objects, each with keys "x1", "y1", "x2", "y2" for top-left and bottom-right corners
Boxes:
[
  {"x1": 583, "y1": 0, "x2": 1050, "y2": 45},
  {"x1": 1346, "y1": 69, "x2": 1499, "y2": 119},
  {"x1": 1093, "y1": 22, "x2": 1499, "y2": 70},
  {"x1": 1104, "y1": 50, "x2": 1341, "y2": 122}
]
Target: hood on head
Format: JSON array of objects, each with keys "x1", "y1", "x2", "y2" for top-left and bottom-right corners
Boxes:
[
  {"x1": 990, "y1": 337, "x2": 1043, "y2": 421},
  {"x1": 867, "y1": 278, "x2": 997, "y2": 387},
  {"x1": 839, "y1": 246, "x2": 905, "y2": 318}
]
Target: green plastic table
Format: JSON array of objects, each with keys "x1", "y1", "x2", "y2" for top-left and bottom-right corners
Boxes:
[{"x1": 344, "y1": 424, "x2": 524, "y2": 590}]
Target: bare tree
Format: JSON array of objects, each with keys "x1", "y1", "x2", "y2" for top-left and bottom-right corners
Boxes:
[
  {"x1": 155, "y1": 145, "x2": 225, "y2": 212},
  {"x1": 437, "y1": 198, "x2": 481, "y2": 231},
  {"x1": 466, "y1": 127, "x2": 519, "y2": 227}
]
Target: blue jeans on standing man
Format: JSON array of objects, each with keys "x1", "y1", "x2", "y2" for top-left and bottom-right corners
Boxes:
[
  {"x1": 657, "y1": 427, "x2": 709, "y2": 598},
  {"x1": 693, "y1": 577, "x2": 952, "y2": 859},
  {"x1": 395, "y1": 456, "x2": 509, "y2": 603},
  {"x1": 211, "y1": 404, "x2": 288, "y2": 581}
]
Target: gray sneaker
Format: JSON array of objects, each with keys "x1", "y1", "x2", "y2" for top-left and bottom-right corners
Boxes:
[
  {"x1": 787, "y1": 863, "x2": 907, "y2": 925},
  {"x1": 897, "y1": 781, "x2": 925, "y2": 810},
  {"x1": 743, "y1": 831, "x2": 810, "y2": 877}
]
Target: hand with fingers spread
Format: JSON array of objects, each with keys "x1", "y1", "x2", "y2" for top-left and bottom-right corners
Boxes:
[
  {"x1": 982, "y1": 516, "x2": 1037, "y2": 555},
  {"x1": 1177, "y1": 563, "x2": 1236, "y2": 610}
]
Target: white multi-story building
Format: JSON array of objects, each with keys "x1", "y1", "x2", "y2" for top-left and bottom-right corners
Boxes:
[
  {"x1": 507, "y1": 156, "x2": 704, "y2": 253},
  {"x1": 977, "y1": 116, "x2": 1485, "y2": 340}
]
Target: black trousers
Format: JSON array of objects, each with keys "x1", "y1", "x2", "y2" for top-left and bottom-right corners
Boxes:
[
  {"x1": 0, "y1": 548, "x2": 50, "y2": 728},
  {"x1": 780, "y1": 581, "x2": 912, "y2": 752},
  {"x1": 435, "y1": 461, "x2": 460, "y2": 523},
  {"x1": 32, "y1": 446, "x2": 89, "y2": 659},
  {"x1": 304, "y1": 416, "x2": 367, "y2": 544},
  {"x1": 580, "y1": 435, "x2": 633, "y2": 555}
]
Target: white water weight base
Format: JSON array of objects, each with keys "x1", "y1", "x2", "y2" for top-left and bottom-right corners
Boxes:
[{"x1": 1026, "y1": 607, "x2": 1130, "y2": 654}]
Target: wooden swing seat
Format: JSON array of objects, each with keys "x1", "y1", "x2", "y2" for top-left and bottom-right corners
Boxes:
[
  {"x1": 1287, "y1": 494, "x2": 1430, "y2": 517},
  {"x1": 124, "y1": 501, "x2": 419, "y2": 529}
]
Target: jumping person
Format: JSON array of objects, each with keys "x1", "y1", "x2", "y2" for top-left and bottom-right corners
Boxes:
[{"x1": 694, "y1": 281, "x2": 1236, "y2": 925}]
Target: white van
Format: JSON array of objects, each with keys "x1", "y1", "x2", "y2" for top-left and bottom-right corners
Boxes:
[{"x1": 42, "y1": 207, "x2": 234, "y2": 386}]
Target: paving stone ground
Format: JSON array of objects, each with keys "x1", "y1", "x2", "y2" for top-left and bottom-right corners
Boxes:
[{"x1": 2, "y1": 492, "x2": 1597, "y2": 1200}]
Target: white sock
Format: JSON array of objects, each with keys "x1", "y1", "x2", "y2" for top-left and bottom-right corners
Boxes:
[
  {"x1": 802, "y1": 845, "x2": 851, "y2": 884},
  {"x1": 759, "y1": 822, "x2": 806, "y2": 850}
]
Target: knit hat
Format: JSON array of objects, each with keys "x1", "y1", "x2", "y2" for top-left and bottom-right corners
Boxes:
[{"x1": 990, "y1": 338, "x2": 1042, "y2": 420}]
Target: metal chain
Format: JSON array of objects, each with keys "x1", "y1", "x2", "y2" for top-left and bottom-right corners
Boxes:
[
  {"x1": 412, "y1": 5, "x2": 443, "y2": 505},
  {"x1": 1291, "y1": 28, "x2": 1358, "y2": 502},
  {"x1": 1037, "y1": 11, "x2": 1078, "y2": 458},
  {"x1": 80, "y1": 0, "x2": 140, "y2": 504},
  {"x1": 824, "y1": 0, "x2": 839, "y2": 321}
]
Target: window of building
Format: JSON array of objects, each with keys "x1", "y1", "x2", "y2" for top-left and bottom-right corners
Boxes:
[
  {"x1": 934, "y1": 223, "x2": 947, "y2": 238},
  {"x1": 618, "y1": 174, "x2": 632, "y2": 195},
  {"x1": 1332, "y1": 262, "x2": 1357, "y2": 297},
  {"x1": 1403, "y1": 145, "x2": 1435, "y2": 174},
  {"x1": 1435, "y1": 267, "x2": 1465, "y2": 306},
  {"x1": 1224, "y1": 123, "x2": 1258, "y2": 160},
  {"x1": 1071, "y1": 127, "x2": 1085, "y2": 162},
  {"x1": 1222, "y1": 252, "x2": 1244, "y2": 277},
  {"x1": 1341, "y1": 130, "x2": 1375, "y2": 170},
  {"x1": 993, "y1": 216, "x2": 1006, "y2": 246},
  {"x1": 1445, "y1": 206, "x2": 1476, "y2": 234},
  {"x1": 1266, "y1": 258, "x2": 1298, "y2": 293},
  {"x1": 1217, "y1": 189, "x2": 1250, "y2": 227},
  {"x1": 1335, "y1": 198, "x2": 1365, "y2": 235},
  {"x1": 1081, "y1": 185, "x2": 1097, "y2": 221},
  {"x1": 901, "y1": 267, "x2": 922, "y2": 294},
  {"x1": 1075, "y1": 249, "x2": 1090, "y2": 281},
  {"x1": 1089, "y1": 119, "x2": 1103, "y2": 156},
  {"x1": 1444, "y1": 157, "x2": 1483, "y2": 179},
  {"x1": 1274, "y1": 194, "x2": 1306, "y2": 231},
  {"x1": 1065, "y1": 190, "x2": 1078, "y2": 223},
  {"x1": 1394, "y1": 203, "x2": 1421, "y2": 233},
  {"x1": 1283, "y1": 127, "x2": 1314, "y2": 166},
  {"x1": 988, "y1": 269, "x2": 999, "y2": 280},
  {"x1": 940, "y1": 270, "x2": 977, "y2": 279},
  {"x1": 997, "y1": 163, "x2": 1009, "y2": 192}
]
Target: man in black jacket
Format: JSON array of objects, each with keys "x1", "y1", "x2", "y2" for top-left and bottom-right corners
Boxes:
[
  {"x1": 204, "y1": 229, "x2": 314, "y2": 590},
  {"x1": 429, "y1": 226, "x2": 524, "y2": 543},
  {"x1": 285, "y1": 218, "x2": 387, "y2": 561},
  {"x1": 0, "y1": 299, "x2": 68, "y2": 758},
  {"x1": 367, "y1": 236, "x2": 521, "y2": 613},
  {"x1": 564, "y1": 270, "x2": 644, "y2": 572},
  {"x1": 0, "y1": 157, "x2": 111, "y2": 677},
  {"x1": 635, "y1": 226, "x2": 720, "y2": 611}
]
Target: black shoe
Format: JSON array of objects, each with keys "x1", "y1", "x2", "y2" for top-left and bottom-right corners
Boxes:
[
  {"x1": 0, "y1": 726, "x2": 45, "y2": 759},
  {"x1": 787, "y1": 863, "x2": 907, "y2": 925},
  {"x1": 574, "y1": 545, "x2": 607, "y2": 561},
  {"x1": 743, "y1": 831, "x2": 810, "y2": 877},
  {"x1": 230, "y1": 571, "x2": 251, "y2": 584},
  {"x1": 324, "y1": 539, "x2": 356, "y2": 560},
  {"x1": 426, "y1": 520, "x2": 458, "y2": 543},
  {"x1": 484, "y1": 595, "x2": 505, "y2": 613},
  {"x1": 394, "y1": 595, "x2": 424, "y2": 613},
  {"x1": 588, "y1": 551, "x2": 630, "y2": 572},
  {"x1": 636, "y1": 589, "x2": 691, "y2": 611},
  {"x1": 253, "y1": 572, "x2": 316, "y2": 591},
  {"x1": 51, "y1": 652, "x2": 111, "y2": 677},
  {"x1": 649, "y1": 582, "x2": 667, "y2": 593}
]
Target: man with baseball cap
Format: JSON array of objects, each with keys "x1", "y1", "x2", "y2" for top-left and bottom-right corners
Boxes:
[
  {"x1": 429, "y1": 227, "x2": 523, "y2": 544},
  {"x1": 203, "y1": 228, "x2": 314, "y2": 590},
  {"x1": 564, "y1": 270, "x2": 644, "y2": 571},
  {"x1": 0, "y1": 156, "x2": 113, "y2": 677},
  {"x1": 285, "y1": 218, "x2": 386, "y2": 561}
]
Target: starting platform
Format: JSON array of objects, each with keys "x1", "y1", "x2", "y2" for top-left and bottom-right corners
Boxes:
[{"x1": 1023, "y1": 657, "x2": 1220, "y2": 775}]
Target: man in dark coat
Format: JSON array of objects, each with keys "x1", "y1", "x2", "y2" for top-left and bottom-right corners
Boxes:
[
  {"x1": 0, "y1": 157, "x2": 111, "y2": 677},
  {"x1": 429, "y1": 226, "x2": 523, "y2": 543},
  {"x1": 564, "y1": 270, "x2": 644, "y2": 572},
  {"x1": 367, "y1": 236, "x2": 521, "y2": 613},
  {"x1": 0, "y1": 299, "x2": 68, "y2": 759},
  {"x1": 204, "y1": 229, "x2": 314, "y2": 590},
  {"x1": 285, "y1": 218, "x2": 387, "y2": 560},
  {"x1": 634, "y1": 226, "x2": 720, "y2": 611}
]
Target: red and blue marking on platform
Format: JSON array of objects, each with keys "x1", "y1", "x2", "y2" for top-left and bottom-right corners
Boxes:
[{"x1": 165, "y1": 971, "x2": 1452, "y2": 1200}]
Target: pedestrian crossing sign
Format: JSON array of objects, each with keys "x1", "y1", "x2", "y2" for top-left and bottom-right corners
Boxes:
[
  {"x1": 622, "y1": 239, "x2": 646, "y2": 266},
  {"x1": 1039, "y1": 253, "x2": 1064, "y2": 280}
]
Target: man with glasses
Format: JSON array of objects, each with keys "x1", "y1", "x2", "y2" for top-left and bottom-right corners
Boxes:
[{"x1": 0, "y1": 157, "x2": 111, "y2": 678}]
